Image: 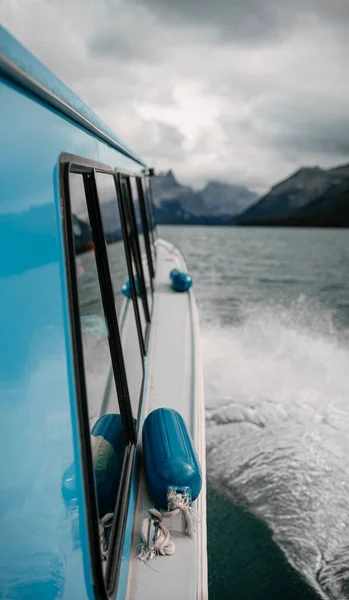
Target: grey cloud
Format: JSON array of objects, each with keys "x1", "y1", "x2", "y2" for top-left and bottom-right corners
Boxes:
[
  {"x1": 76, "y1": 71, "x2": 175, "y2": 113},
  {"x1": 135, "y1": 121, "x2": 187, "y2": 162},
  {"x1": 2, "y1": 0, "x2": 349, "y2": 191},
  {"x1": 87, "y1": 3, "x2": 160, "y2": 62},
  {"x1": 268, "y1": 94, "x2": 349, "y2": 155},
  {"x1": 129, "y1": 0, "x2": 349, "y2": 43},
  {"x1": 88, "y1": 32, "x2": 151, "y2": 61},
  {"x1": 86, "y1": 3, "x2": 208, "y2": 63},
  {"x1": 262, "y1": 102, "x2": 349, "y2": 158},
  {"x1": 218, "y1": 92, "x2": 349, "y2": 188}
]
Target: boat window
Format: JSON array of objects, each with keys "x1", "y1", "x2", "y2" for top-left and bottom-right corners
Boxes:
[
  {"x1": 145, "y1": 176, "x2": 158, "y2": 242},
  {"x1": 66, "y1": 171, "x2": 139, "y2": 579},
  {"x1": 61, "y1": 157, "x2": 140, "y2": 597},
  {"x1": 70, "y1": 175, "x2": 117, "y2": 419},
  {"x1": 95, "y1": 172, "x2": 144, "y2": 421},
  {"x1": 118, "y1": 175, "x2": 150, "y2": 341},
  {"x1": 142, "y1": 177, "x2": 157, "y2": 265},
  {"x1": 129, "y1": 177, "x2": 153, "y2": 312}
]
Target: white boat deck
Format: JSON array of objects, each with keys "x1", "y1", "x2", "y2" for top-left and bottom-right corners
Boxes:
[{"x1": 125, "y1": 239, "x2": 207, "y2": 600}]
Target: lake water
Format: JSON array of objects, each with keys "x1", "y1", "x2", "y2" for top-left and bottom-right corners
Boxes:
[{"x1": 160, "y1": 226, "x2": 349, "y2": 600}]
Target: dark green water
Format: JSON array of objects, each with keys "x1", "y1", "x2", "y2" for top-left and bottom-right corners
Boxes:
[
  {"x1": 207, "y1": 489, "x2": 320, "y2": 600},
  {"x1": 161, "y1": 226, "x2": 349, "y2": 600}
]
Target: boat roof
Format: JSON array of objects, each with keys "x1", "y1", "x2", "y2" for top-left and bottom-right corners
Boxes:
[{"x1": 0, "y1": 26, "x2": 146, "y2": 166}]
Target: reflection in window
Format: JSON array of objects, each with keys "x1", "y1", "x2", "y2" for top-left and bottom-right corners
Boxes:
[
  {"x1": 95, "y1": 172, "x2": 144, "y2": 420},
  {"x1": 119, "y1": 176, "x2": 148, "y2": 338},
  {"x1": 130, "y1": 177, "x2": 153, "y2": 312},
  {"x1": 69, "y1": 172, "x2": 126, "y2": 563},
  {"x1": 145, "y1": 177, "x2": 157, "y2": 238},
  {"x1": 142, "y1": 178, "x2": 157, "y2": 265}
]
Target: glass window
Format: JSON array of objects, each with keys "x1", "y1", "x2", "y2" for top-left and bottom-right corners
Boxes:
[
  {"x1": 69, "y1": 172, "x2": 126, "y2": 563},
  {"x1": 119, "y1": 176, "x2": 150, "y2": 336},
  {"x1": 142, "y1": 178, "x2": 157, "y2": 266},
  {"x1": 95, "y1": 172, "x2": 144, "y2": 420},
  {"x1": 145, "y1": 177, "x2": 158, "y2": 240},
  {"x1": 130, "y1": 177, "x2": 153, "y2": 311}
]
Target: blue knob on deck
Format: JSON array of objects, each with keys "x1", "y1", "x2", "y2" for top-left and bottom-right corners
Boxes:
[
  {"x1": 171, "y1": 270, "x2": 193, "y2": 292},
  {"x1": 169, "y1": 268, "x2": 179, "y2": 281},
  {"x1": 121, "y1": 277, "x2": 140, "y2": 298},
  {"x1": 121, "y1": 279, "x2": 132, "y2": 298},
  {"x1": 142, "y1": 408, "x2": 202, "y2": 507}
]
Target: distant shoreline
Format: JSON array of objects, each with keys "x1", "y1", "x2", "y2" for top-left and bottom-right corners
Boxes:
[{"x1": 158, "y1": 221, "x2": 349, "y2": 228}]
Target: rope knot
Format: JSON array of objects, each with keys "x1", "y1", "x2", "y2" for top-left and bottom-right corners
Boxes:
[
  {"x1": 137, "y1": 487, "x2": 197, "y2": 561},
  {"x1": 137, "y1": 508, "x2": 175, "y2": 561},
  {"x1": 167, "y1": 487, "x2": 196, "y2": 537},
  {"x1": 148, "y1": 508, "x2": 163, "y2": 522},
  {"x1": 99, "y1": 512, "x2": 114, "y2": 561}
]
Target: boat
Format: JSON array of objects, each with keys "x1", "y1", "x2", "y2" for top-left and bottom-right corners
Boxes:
[{"x1": 0, "y1": 26, "x2": 207, "y2": 600}]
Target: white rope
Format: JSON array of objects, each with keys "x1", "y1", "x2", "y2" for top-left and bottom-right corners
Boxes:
[
  {"x1": 166, "y1": 487, "x2": 196, "y2": 537},
  {"x1": 137, "y1": 488, "x2": 196, "y2": 561},
  {"x1": 137, "y1": 508, "x2": 175, "y2": 561},
  {"x1": 99, "y1": 512, "x2": 114, "y2": 561}
]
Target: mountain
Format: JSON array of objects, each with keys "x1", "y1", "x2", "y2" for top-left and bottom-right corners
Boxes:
[
  {"x1": 151, "y1": 171, "x2": 207, "y2": 223},
  {"x1": 236, "y1": 164, "x2": 349, "y2": 225},
  {"x1": 200, "y1": 181, "x2": 257, "y2": 215},
  {"x1": 261, "y1": 179, "x2": 349, "y2": 227},
  {"x1": 151, "y1": 170, "x2": 257, "y2": 225},
  {"x1": 100, "y1": 201, "x2": 121, "y2": 235},
  {"x1": 99, "y1": 200, "x2": 124, "y2": 243},
  {"x1": 73, "y1": 198, "x2": 123, "y2": 253},
  {"x1": 72, "y1": 214, "x2": 93, "y2": 254}
]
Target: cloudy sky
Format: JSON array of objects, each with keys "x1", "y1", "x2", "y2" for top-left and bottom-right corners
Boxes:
[{"x1": 2, "y1": 0, "x2": 349, "y2": 192}]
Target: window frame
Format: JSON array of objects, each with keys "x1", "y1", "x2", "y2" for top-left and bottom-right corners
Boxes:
[
  {"x1": 140, "y1": 177, "x2": 157, "y2": 268},
  {"x1": 145, "y1": 175, "x2": 158, "y2": 242},
  {"x1": 59, "y1": 152, "x2": 147, "y2": 598},
  {"x1": 116, "y1": 171, "x2": 151, "y2": 346},
  {"x1": 135, "y1": 176, "x2": 155, "y2": 282},
  {"x1": 97, "y1": 169, "x2": 146, "y2": 358}
]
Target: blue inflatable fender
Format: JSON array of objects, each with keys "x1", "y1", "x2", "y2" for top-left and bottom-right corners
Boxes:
[
  {"x1": 169, "y1": 268, "x2": 179, "y2": 281},
  {"x1": 121, "y1": 277, "x2": 140, "y2": 298},
  {"x1": 91, "y1": 414, "x2": 126, "y2": 517},
  {"x1": 142, "y1": 408, "x2": 202, "y2": 507},
  {"x1": 62, "y1": 413, "x2": 126, "y2": 518},
  {"x1": 121, "y1": 279, "x2": 132, "y2": 298},
  {"x1": 171, "y1": 270, "x2": 192, "y2": 293}
]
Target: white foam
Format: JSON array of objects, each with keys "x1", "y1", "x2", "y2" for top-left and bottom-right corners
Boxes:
[{"x1": 203, "y1": 301, "x2": 349, "y2": 598}]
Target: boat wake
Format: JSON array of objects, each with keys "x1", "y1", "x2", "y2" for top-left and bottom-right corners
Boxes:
[{"x1": 202, "y1": 300, "x2": 349, "y2": 600}]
